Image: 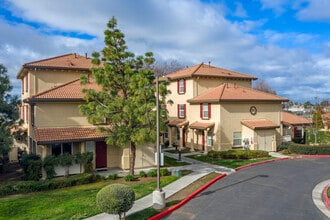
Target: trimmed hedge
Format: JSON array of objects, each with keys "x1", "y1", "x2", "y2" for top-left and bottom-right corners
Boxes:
[
  {"x1": 288, "y1": 143, "x2": 330, "y2": 155},
  {"x1": 0, "y1": 173, "x2": 100, "y2": 197},
  {"x1": 208, "y1": 150, "x2": 269, "y2": 160}
]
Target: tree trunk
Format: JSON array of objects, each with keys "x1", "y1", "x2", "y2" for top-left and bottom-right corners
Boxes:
[{"x1": 129, "y1": 142, "x2": 136, "y2": 175}]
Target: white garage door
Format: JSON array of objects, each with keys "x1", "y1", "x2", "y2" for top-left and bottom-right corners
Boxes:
[{"x1": 257, "y1": 130, "x2": 274, "y2": 151}]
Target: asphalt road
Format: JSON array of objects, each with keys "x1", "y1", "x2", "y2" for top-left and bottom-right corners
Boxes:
[{"x1": 164, "y1": 158, "x2": 330, "y2": 220}]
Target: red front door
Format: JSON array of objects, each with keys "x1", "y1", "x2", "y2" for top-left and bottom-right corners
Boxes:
[{"x1": 95, "y1": 141, "x2": 107, "y2": 168}]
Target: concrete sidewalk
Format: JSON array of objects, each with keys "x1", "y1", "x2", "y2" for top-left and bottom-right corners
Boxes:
[
  {"x1": 86, "y1": 150, "x2": 289, "y2": 220},
  {"x1": 86, "y1": 151, "x2": 234, "y2": 220}
]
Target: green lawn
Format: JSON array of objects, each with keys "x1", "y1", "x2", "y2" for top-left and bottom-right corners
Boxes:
[
  {"x1": 164, "y1": 155, "x2": 189, "y2": 166},
  {"x1": 0, "y1": 176, "x2": 178, "y2": 220},
  {"x1": 187, "y1": 154, "x2": 273, "y2": 169}
]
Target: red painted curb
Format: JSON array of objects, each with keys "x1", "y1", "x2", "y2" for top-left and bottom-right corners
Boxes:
[
  {"x1": 148, "y1": 154, "x2": 330, "y2": 220},
  {"x1": 147, "y1": 173, "x2": 227, "y2": 220},
  {"x1": 323, "y1": 184, "x2": 330, "y2": 208},
  {"x1": 235, "y1": 155, "x2": 330, "y2": 171},
  {"x1": 235, "y1": 157, "x2": 290, "y2": 171}
]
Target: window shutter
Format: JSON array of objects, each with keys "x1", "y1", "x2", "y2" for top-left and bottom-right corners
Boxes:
[
  {"x1": 183, "y1": 79, "x2": 186, "y2": 93},
  {"x1": 200, "y1": 103, "x2": 203, "y2": 118},
  {"x1": 177, "y1": 104, "x2": 179, "y2": 118},
  {"x1": 184, "y1": 104, "x2": 186, "y2": 118},
  {"x1": 208, "y1": 103, "x2": 211, "y2": 119}
]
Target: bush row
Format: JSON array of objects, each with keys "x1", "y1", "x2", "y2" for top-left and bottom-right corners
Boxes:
[
  {"x1": 124, "y1": 168, "x2": 170, "y2": 182},
  {"x1": 21, "y1": 152, "x2": 93, "y2": 181},
  {"x1": 0, "y1": 173, "x2": 100, "y2": 197},
  {"x1": 288, "y1": 143, "x2": 330, "y2": 155},
  {"x1": 207, "y1": 150, "x2": 269, "y2": 160}
]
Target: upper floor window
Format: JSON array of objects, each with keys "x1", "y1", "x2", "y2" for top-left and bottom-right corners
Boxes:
[
  {"x1": 200, "y1": 103, "x2": 211, "y2": 119},
  {"x1": 177, "y1": 79, "x2": 186, "y2": 94},
  {"x1": 177, "y1": 104, "x2": 186, "y2": 119},
  {"x1": 24, "y1": 74, "x2": 28, "y2": 93}
]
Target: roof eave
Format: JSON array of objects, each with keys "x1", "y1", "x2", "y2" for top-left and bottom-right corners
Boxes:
[{"x1": 24, "y1": 98, "x2": 84, "y2": 103}]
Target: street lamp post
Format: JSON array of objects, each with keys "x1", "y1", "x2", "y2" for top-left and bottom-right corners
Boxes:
[{"x1": 153, "y1": 75, "x2": 165, "y2": 210}]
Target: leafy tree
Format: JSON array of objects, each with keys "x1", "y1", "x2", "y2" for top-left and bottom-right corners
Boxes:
[
  {"x1": 0, "y1": 64, "x2": 20, "y2": 159},
  {"x1": 80, "y1": 17, "x2": 165, "y2": 175}
]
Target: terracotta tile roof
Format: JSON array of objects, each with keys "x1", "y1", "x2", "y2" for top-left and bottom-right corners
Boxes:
[
  {"x1": 189, "y1": 122, "x2": 215, "y2": 130},
  {"x1": 163, "y1": 63, "x2": 257, "y2": 81},
  {"x1": 34, "y1": 127, "x2": 107, "y2": 144},
  {"x1": 282, "y1": 112, "x2": 312, "y2": 126},
  {"x1": 17, "y1": 53, "x2": 94, "y2": 79},
  {"x1": 241, "y1": 119, "x2": 279, "y2": 130},
  {"x1": 188, "y1": 83, "x2": 289, "y2": 103},
  {"x1": 167, "y1": 120, "x2": 189, "y2": 127},
  {"x1": 25, "y1": 78, "x2": 100, "y2": 102}
]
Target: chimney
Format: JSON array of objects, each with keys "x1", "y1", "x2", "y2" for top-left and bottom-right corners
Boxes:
[
  {"x1": 85, "y1": 53, "x2": 87, "y2": 58},
  {"x1": 208, "y1": 61, "x2": 211, "y2": 67},
  {"x1": 74, "y1": 53, "x2": 77, "y2": 58}
]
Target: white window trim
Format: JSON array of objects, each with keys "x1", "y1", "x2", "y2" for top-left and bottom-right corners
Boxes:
[
  {"x1": 233, "y1": 131, "x2": 242, "y2": 146},
  {"x1": 179, "y1": 79, "x2": 185, "y2": 94},
  {"x1": 179, "y1": 104, "x2": 185, "y2": 118},
  {"x1": 202, "y1": 103, "x2": 209, "y2": 119}
]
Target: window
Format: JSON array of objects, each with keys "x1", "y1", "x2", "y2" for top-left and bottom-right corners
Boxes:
[
  {"x1": 200, "y1": 103, "x2": 211, "y2": 119},
  {"x1": 31, "y1": 104, "x2": 35, "y2": 126},
  {"x1": 207, "y1": 132, "x2": 213, "y2": 146},
  {"x1": 177, "y1": 79, "x2": 186, "y2": 94},
  {"x1": 233, "y1": 132, "x2": 242, "y2": 146},
  {"x1": 177, "y1": 104, "x2": 186, "y2": 119},
  {"x1": 52, "y1": 143, "x2": 72, "y2": 156},
  {"x1": 24, "y1": 74, "x2": 28, "y2": 93}
]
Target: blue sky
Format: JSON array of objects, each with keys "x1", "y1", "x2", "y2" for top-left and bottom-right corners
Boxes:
[{"x1": 1, "y1": 0, "x2": 330, "y2": 103}]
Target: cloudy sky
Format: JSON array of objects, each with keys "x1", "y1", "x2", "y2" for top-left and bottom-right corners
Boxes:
[{"x1": 1, "y1": 0, "x2": 330, "y2": 103}]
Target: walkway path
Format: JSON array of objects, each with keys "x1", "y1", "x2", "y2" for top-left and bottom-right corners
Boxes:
[{"x1": 86, "y1": 149, "x2": 234, "y2": 220}]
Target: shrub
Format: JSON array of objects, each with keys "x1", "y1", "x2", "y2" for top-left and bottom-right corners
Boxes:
[
  {"x1": 21, "y1": 153, "x2": 42, "y2": 181},
  {"x1": 96, "y1": 183, "x2": 135, "y2": 219},
  {"x1": 277, "y1": 142, "x2": 290, "y2": 152},
  {"x1": 108, "y1": 173, "x2": 118, "y2": 180},
  {"x1": 160, "y1": 168, "x2": 169, "y2": 176},
  {"x1": 43, "y1": 155, "x2": 57, "y2": 179},
  {"x1": 75, "y1": 152, "x2": 94, "y2": 173},
  {"x1": 139, "y1": 171, "x2": 147, "y2": 178},
  {"x1": 288, "y1": 143, "x2": 330, "y2": 155},
  {"x1": 147, "y1": 169, "x2": 157, "y2": 177},
  {"x1": 207, "y1": 150, "x2": 269, "y2": 160},
  {"x1": 0, "y1": 173, "x2": 98, "y2": 196},
  {"x1": 57, "y1": 153, "x2": 73, "y2": 178},
  {"x1": 124, "y1": 174, "x2": 135, "y2": 182}
]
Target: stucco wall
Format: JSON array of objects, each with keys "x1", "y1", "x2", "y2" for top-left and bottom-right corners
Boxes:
[
  {"x1": 35, "y1": 102, "x2": 89, "y2": 128},
  {"x1": 195, "y1": 78, "x2": 252, "y2": 96},
  {"x1": 219, "y1": 102, "x2": 282, "y2": 150},
  {"x1": 29, "y1": 70, "x2": 86, "y2": 96},
  {"x1": 120, "y1": 143, "x2": 156, "y2": 170}
]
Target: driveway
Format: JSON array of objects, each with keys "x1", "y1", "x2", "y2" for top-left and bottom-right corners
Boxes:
[{"x1": 164, "y1": 158, "x2": 330, "y2": 220}]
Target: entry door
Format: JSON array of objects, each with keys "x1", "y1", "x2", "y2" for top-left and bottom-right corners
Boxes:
[
  {"x1": 257, "y1": 130, "x2": 273, "y2": 151},
  {"x1": 95, "y1": 141, "x2": 107, "y2": 168}
]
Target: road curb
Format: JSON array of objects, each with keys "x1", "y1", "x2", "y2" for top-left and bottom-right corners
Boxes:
[
  {"x1": 323, "y1": 184, "x2": 330, "y2": 208},
  {"x1": 148, "y1": 154, "x2": 330, "y2": 219},
  {"x1": 147, "y1": 173, "x2": 227, "y2": 220}
]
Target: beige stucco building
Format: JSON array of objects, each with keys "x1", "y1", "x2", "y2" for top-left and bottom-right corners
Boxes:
[
  {"x1": 163, "y1": 63, "x2": 290, "y2": 152},
  {"x1": 16, "y1": 53, "x2": 155, "y2": 175}
]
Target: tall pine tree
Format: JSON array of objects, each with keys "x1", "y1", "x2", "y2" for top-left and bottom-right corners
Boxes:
[
  {"x1": 80, "y1": 17, "x2": 160, "y2": 175},
  {"x1": 0, "y1": 64, "x2": 20, "y2": 158}
]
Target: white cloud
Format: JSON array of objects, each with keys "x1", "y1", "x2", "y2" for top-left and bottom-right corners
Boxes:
[
  {"x1": 296, "y1": 0, "x2": 330, "y2": 22},
  {"x1": 0, "y1": 0, "x2": 329, "y2": 102}
]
